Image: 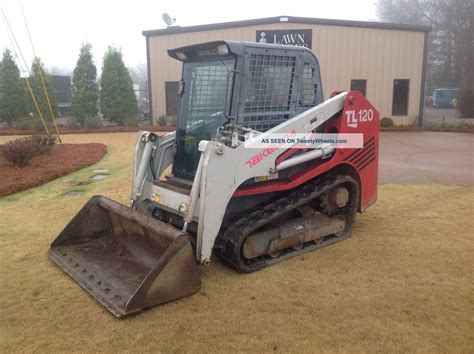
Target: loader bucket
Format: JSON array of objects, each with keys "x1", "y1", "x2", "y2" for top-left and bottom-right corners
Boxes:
[{"x1": 48, "y1": 195, "x2": 201, "y2": 317}]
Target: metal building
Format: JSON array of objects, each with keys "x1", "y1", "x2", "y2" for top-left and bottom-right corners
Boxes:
[{"x1": 143, "y1": 16, "x2": 430, "y2": 126}]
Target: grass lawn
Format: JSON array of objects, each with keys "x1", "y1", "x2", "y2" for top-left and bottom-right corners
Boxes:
[{"x1": 0, "y1": 133, "x2": 473, "y2": 352}]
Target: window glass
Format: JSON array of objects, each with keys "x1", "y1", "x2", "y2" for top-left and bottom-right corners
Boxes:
[
  {"x1": 392, "y1": 79, "x2": 410, "y2": 116},
  {"x1": 165, "y1": 81, "x2": 179, "y2": 115},
  {"x1": 173, "y1": 59, "x2": 235, "y2": 179},
  {"x1": 350, "y1": 79, "x2": 367, "y2": 96}
]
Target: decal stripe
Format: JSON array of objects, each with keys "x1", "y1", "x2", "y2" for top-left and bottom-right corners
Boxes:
[
  {"x1": 344, "y1": 136, "x2": 374, "y2": 161},
  {"x1": 359, "y1": 155, "x2": 376, "y2": 171},
  {"x1": 352, "y1": 143, "x2": 375, "y2": 166}
]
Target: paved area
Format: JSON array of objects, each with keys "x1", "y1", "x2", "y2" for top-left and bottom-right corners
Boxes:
[
  {"x1": 423, "y1": 107, "x2": 474, "y2": 126},
  {"x1": 379, "y1": 131, "x2": 474, "y2": 184}
]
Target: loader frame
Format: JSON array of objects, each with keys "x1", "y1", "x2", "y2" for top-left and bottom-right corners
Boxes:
[
  {"x1": 49, "y1": 40, "x2": 380, "y2": 317},
  {"x1": 131, "y1": 91, "x2": 379, "y2": 265}
]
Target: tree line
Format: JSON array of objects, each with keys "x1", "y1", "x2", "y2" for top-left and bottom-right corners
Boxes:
[
  {"x1": 376, "y1": 0, "x2": 473, "y2": 90},
  {"x1": 0, "y1": 43, "x2": 138, "y2": 129}
]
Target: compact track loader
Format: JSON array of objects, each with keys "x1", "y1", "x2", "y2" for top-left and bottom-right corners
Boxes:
[{"x1": 49, "y1": 41, "x2": 380, "y2": 316}]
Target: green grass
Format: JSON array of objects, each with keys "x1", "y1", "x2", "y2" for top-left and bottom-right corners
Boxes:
[
  {"x1": 432, "y1": 122, "x2": 468, "y2": 129},
  {"x1": 0, "y1": 133, "x2": 473, "y2": 352}
]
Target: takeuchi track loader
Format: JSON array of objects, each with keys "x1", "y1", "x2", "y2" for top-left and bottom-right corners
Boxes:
[{"x1": 49, "y1": 41, "x2": 379, "y2": 317}]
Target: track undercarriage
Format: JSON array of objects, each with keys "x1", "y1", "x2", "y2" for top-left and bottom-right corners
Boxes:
[{"x1": 215, "y1": 173, "x2": 359, "y2": 273}]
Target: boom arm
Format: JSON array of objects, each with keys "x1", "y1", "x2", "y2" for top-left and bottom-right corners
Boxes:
[
  {"x1": 132, "y1": 92, "x2": 348, "y2": 265},
  {"x1": 193, "y1": 92, "x2": 347, "y2": 264}
]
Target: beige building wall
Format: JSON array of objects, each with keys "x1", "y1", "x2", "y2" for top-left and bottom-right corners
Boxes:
[{"x1": 147, "y1": 22, "x2": 426, "y2": 125}]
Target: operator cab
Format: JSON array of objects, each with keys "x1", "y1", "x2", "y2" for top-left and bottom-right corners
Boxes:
[{"x1": 168, "y1": 40, "x2": 324, "y2": 180}]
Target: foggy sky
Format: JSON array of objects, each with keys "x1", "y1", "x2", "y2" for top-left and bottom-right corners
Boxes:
[{"x1": 0, "y1": 0, "x2": 376, "y2": 74}]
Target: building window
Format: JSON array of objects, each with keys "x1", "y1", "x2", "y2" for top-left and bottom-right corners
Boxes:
[
  {"x1": 350, "y1": 79, "x2": 367, "y2": 96},
  {"x1": 165, "y1": 81, "x2": 179, "y2": 116},
  {"x1": 392, "y1": 79, "x2": 410, "y2": 116}
]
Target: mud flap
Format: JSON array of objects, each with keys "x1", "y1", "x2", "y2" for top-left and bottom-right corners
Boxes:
[{"x1": 48, "y1": 196, "x2": 201, "y2": 317}]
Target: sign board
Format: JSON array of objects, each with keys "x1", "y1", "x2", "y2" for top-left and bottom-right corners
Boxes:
[{"x1": 256, "y1": 29, "x2": 312, "y2": 49}]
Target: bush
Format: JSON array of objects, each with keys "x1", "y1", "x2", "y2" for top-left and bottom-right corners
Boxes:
[
  {"x1": 67, "y1": 117, "x2": 81, "y2": 129},
  {"x1": 457, "y1": 89, "x2": 474, "y2": 118},
  {"x1": 15, "y1": 117, "x2": 34, "y2": 130},
  {"x1": 157, "y1": 115, "x2": 177, "y2": 126},
  {"x1": 14, "y1": 116, "x2": 49, "y2": 132},
  {"x1": 166, "y1": 115, "x2": 177, "y2": 126},
  {"x1": 158, "y1": 115, "x2": 167, "y2": 126},
  {"x1": 380, "y1": 117, "x2": 394, "y2": 127},
  {"x1": 33, "y1": 118, "x2": 48, "y2": 132},
  {"x1": 432, "y1": 122, "x2": 466, "y2": 129},
  {"x1": 125, "y1": 116, "x2": 138, "y2": 127},
  {"x1": 84, "y1": 116, "x2": 103, "y2": 129},
  {"x1": 1, "y1": 135, "x2": 55, "y2": 167},
  {"x1": 32, "y1": 134, "x2": 57, "y2": 147}
]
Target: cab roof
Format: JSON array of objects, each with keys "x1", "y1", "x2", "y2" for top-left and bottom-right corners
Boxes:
[{"x1": 168, "y1": 40, "x2": 315, "y2": 62}]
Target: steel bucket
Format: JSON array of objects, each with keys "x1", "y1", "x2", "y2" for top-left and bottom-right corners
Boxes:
[{"x1": 48, "y1": 196, "x2": 201, "y2": 317}]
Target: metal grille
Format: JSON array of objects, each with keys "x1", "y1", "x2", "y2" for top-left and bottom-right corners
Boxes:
[
  {"x1": 300, "y1": 63, "x2": 317, "y2": 107},
  {"x1": 241, "y1": 113, "x2": 289, "y2": 131},
  {"x1": 244, "y1": 54, "x2": 296, "y2": 113}
]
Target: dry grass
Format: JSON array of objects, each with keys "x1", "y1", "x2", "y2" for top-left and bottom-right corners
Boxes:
[{"x1": 0, "y1": 133, "x2": 473, "y2": 352}]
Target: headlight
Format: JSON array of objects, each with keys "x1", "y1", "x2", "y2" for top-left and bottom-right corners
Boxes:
[
  {"x1": 175, "y1": 52, "x2": 187, "y2": 60},
  {"x1": 217, "y1": 44, "x2": 228, "y2": 55}
]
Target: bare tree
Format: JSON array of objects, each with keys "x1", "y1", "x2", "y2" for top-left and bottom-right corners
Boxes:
[
  {"x1": 376, "y1": 0, "x2": 473, "y2": 89},
  {"x1": 129, "y1": 63, "x2": 148, "y2": 99}
]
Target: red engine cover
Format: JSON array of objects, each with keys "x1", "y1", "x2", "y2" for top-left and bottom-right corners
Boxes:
[{"x1": 233, "y1": 91, "x2": 380, "y2": 212}]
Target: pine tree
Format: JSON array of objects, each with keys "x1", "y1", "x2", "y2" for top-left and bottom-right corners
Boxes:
[
  {"x1": 28, "y1": 57, "x2": 57, "y2": 122},
  {"x1": 100, "y1": 47, "x2": 137, "y2": 125},
  {"x1": 0, "y1": 49, "x2": 28, "y2": 127},
  {"x1": 71, "y1": 43, "x2": 98, "y2": 126}
]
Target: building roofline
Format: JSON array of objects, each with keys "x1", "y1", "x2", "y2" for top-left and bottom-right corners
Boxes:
[{"x1": 142, "y1": 15, "x2": 432, "y2": 37}]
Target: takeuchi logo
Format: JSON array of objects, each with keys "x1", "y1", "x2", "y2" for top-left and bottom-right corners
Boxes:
[{"x1": 245, "y1": 129, "x2": 296, "y2": 167}]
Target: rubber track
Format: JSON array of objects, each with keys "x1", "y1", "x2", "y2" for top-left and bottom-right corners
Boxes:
[{"x1": 215, "y1": 174, "x2": 359, "y2": 273}]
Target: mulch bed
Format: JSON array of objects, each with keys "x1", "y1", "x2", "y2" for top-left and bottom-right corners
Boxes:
[
  {"x1": 0, "y1": 143, "x2": 107, "y2": 197},
  {"x1": 0, "y1": 125, "x2": 175, "y2": 136}
]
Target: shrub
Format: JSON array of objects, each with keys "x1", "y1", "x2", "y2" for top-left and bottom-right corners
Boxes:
[
  {"x1": 33, "y1": 118, "x2": 48, "y2": 132},
  {"x1": 84, "y1": 116, "x2": 103, "y2": 129},
  {"x1": 380, "y1": 117, "x2": 394, "y2": 127},
  {"x1": 457, "y1": 89, "x2": 474, "y2": 118},
  {"x1": 125, "y1": 116, "x2": 139, "y2": 127},
  {"x1": 157, "y1": 115, "x2": 177, "y2": 126},
  {"x1": 15, "y1": 117, "x2": 34, "y2": 130},
  {"x1": 1, "y1": 135, "x2": 55, "y2": 167},
  {"x1": 158, "y1": 115, "x2": 167, "y2": 126},
  {"x1": 32, "y1": 134, "x2": 57, "y2": 147},
  {"x1": 166, "y1": 115, "x2": 177, "y2": 126},
  {"x1": 15, "y1": 116, "x2": 48, "y2": 132},
  {"x1": 432, "y1": 122, "x2": 466, "y2": 129},
  {"x1": 67, "y1": 117, "x2": 81, "y2": 129}
]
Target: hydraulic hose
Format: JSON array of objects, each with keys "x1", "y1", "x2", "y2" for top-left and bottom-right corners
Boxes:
[{"x1": 149, "y1": 146, "x2": 157, "y2": 180}]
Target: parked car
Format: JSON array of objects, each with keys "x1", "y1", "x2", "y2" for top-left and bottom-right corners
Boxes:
[{"x1": 433, "y1": 88, "x2": 460, "y2": 108}]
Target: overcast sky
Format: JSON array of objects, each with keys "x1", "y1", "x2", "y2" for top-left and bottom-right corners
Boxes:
[{"x1": 0, "y1": 0, "x2": 377, "y2": 74}]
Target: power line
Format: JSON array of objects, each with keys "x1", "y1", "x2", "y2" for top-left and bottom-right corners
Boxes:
[
  {"x1": 1, "y1": 7, "x2": 50, "y2": 135},
  {"x1": 20, "y1": 2, "x2": 61, "y2": 142}
]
